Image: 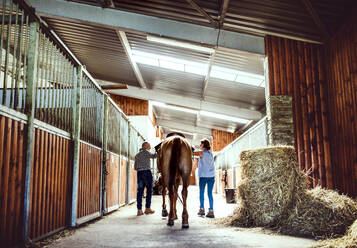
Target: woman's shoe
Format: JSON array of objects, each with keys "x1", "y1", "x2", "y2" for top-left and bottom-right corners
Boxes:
[
  {"x1": 206, "y1": 210, "x2": 215, "y2": 218},
  {"x1": 197, "y1": 208, "x2": 205, "y2": 216}
]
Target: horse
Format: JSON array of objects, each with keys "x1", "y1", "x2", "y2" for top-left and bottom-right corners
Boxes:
[{"x1": 156, "y1": 135, "x2": 192, "y2": 228}]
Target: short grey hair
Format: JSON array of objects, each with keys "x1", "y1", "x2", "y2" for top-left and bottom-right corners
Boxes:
[{"x1": 142, "y1": 141, "x2": 150, "y2": 148}]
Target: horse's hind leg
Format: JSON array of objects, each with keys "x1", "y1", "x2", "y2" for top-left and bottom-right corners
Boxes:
[
  {"x1": 172, "y1": 177, "x2": 180, "y2": 220},
  {"x1": 162, "y1": 187, "x2": 168, "y2": 217},
  {"x1": 181, "y1": 181, "x2": 189, "y2": 228},
  {"x1": 167, "y1": 186, "x2": 175, "y2": 226}
]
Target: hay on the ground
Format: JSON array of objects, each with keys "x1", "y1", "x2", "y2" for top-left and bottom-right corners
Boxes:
[
  {"x1": 313, "y1": 219, "x2": 357, "y2": 248},
  {"x1": 280, "y1": 187, "x2": 357, "y2": 238},
  {"x1": 225, "y1": 146, "x2": 357, "y2": 239}
]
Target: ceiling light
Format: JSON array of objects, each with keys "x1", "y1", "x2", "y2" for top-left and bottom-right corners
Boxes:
[
  {"x1": 147, "y1": 35, "x2": 214, "y2": 54},
  {"x1": 151, "y1": 101, "x2": 198, "y2": 114},
  {"x1": 200, "y1": 110, "x2": 250, "y2": 124}
]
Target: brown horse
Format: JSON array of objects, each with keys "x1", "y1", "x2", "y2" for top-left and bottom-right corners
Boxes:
[{"x1": 157, "y1": 135, "x2": 192, "y2": 228}]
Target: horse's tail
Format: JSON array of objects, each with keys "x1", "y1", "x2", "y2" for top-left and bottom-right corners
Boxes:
[{"x1": 169, "y1": 137, "x2": 181, "y2": 192}]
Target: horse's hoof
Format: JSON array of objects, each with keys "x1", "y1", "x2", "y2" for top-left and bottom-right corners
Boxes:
[
  {"x1": 167, "y1": 220, "x2": 174, "y2": 227},
  {"x1": 162, "y1": 210, "x2": 168, "y2": 217},
  {"x1": 182, "y1": 223, "x2": 189, "y2": 229}
]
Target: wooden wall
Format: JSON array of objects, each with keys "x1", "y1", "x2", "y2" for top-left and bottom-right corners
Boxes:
[
  {"x1": 106, "y1": 153, "x2": 119, "y2": 210},
  {"x1": 109, "y1": 94, "x2": 148, "y2": 116},
  {"x1": 119, "y1": 158, "x2": 127, "y2": 205},
  {"x1": 0, "y1": 116, "x2": 26, "y2": 247},
  {"x1": 265, "y1": 35, "x2": 331, "y2": 189},
  {"x1": 77, "y1": 142, "x2": 102, "y2": 219},
  {"x1": 29, "y1": 129, "x2": 72, "y2": 240},
  {"x1": 265, "y1": 13, "x2": 357, "y2": 198},
  {"x1": 129, "y1": 161, "x2": 137, "y2": 203},
  {"x1": 212, "y1": 129, "x2": 239, "y2": 152},
  {"x1": 324, "y1": 15, "x2": 357, "y2": 197}
]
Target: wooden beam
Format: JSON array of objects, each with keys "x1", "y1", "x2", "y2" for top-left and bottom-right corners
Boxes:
[
  {"x1": 116, "y1": 30, "x2": 147, "y2": 89},
  {"x1": 300, "y1": 0, "x2": 330, "y2": 38},
  {"x1": 201, "y1": 50, "x2": 216, "y2": 100},
  {"x1": 101, "y1": 84, "x2": 128, "y2": 90},
  {"x1": 218, "y1": 0, "x2": 230, "y2": 28},
  {"x1": 185, "y1": 0, "x2": 219, "y2": 28}
]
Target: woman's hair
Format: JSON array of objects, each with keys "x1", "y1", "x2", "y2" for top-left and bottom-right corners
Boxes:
[{"x1": 200, "y1": 139, "x2": 211, "y2": 150}]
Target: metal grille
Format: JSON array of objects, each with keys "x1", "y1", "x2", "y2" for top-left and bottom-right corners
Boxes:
[
  {"x1": 129, "y1": 126, "x2": 138, "y2": 160},
  {"x1": 80, "y1": 73, "x2": 103, "y2": 147},
  {"x1": 0, "y1": 1, "x2": 30, "y2": 112},
  {"x1": 34, "y1": 29, "x2": 75, "y2": 131},
  {"x1": 107, "y1": 100, "x2": 121, "y2": 154},
  {"x1": 120, "y1": 117, "x2": 128, "y2": 157}
]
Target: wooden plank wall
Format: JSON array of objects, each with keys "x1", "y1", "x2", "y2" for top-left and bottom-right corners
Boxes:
[
  {"x1": 129, "y1": 161, "x2": 137, "y2": 202},
  {"x1": 324, "y1": 15, "x2": 357, "y2": 197},
  {"x1": 266, "y1": 14, "x2": 357, "y2": 198},
  {"x1": 119, "y1": 158, "x2": 127, "y2": 205},
  {"x1": 109, "y1": 94, "x2": 148, "y2": 116},
  {"x1": 106, "y1": 153, "x2": 120, "y2": 209},
  {"x1": 265, "y1": 35, "x2": 332, "y2": 189},
  {"x1": 29, "y1": 129, "x2": 72, "y2": 240},
  {"x1": 212, "y1": 129, "x2": 239, "y2": 152},
  {"x1": 77, "y1": 142, "x2": 102, "y2": 219},
  {"x1": 0, "y1": 115, "x2": 26, "y2": 247}
]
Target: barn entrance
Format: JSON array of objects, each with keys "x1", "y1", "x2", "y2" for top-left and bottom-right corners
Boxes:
[{"x1": 0, "y1": 0, "x2": 356, "y2": 247}]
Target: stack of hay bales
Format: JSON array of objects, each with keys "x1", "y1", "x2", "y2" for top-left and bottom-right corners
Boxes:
[{"x1": 228, "y1": 146, "x2": 357, "y2": 239}]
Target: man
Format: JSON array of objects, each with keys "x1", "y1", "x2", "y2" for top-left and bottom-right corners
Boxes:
[{"x1": 134, "y1": 141, "x2": 157, "y2": 216}]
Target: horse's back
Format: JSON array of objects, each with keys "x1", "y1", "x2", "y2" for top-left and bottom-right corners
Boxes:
[{"x1": 158, "y1": 136, "x2": 192, "y2": 186}]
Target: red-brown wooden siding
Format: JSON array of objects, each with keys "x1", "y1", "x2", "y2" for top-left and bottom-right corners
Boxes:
[
  {"x1": 265, "y1": 35, "x2": 332, "y2": 189},
  {"x1": 109, "y1": 94, "x2": 148, "y2": 116},
  {"x1": 129, "y1": 160, "x2": 137, "y2": 202},
  {"x1": 106, "y1": 153, "x2": 119, "y2": 209},
  {"x1": 119, "y1": 158, "x2": 127, "y2": 205},
  {"x1": 77, "y1": 142, "x2": 101, "y2": 218},
  {"x1": 212, "y1": 129, "x2": 239, "y2": 152},
  {"x1": 325, "y1": 15, "x2": 357, "y2": 197},
  {"x1": 0, "y1": 115, "x2": 26, "y2": 247},
  {"x1": 265, "y1": 14, "x2": 357, "y2": 198},
  {"x1": 29, "y1": 129, "x2": 72, "y2": 240}
]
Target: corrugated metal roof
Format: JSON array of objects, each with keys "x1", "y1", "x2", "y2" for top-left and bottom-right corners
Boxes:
[
  {"x1": 126, "y1": 31, "x2": 212, "y2": 64},
  {"x1": 66, "y1": 0, "x2": 356, "y2": 42},
  {"x1": 138, "y1": 64, "x2": 205, "y2": 99},
  {"x1": 44, "y1": 17, "x2": 140, "y2": 86},
  {"x1": 205, "y1": 77, "x2": 265, "y2": 107},
  {"x1": 213, "y1": 47, "x2": 264, "y2": 75}
]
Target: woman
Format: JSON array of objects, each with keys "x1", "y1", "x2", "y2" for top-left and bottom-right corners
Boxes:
[{"x1": 193, "y1": 139, "x2": 215, "y2": 218}]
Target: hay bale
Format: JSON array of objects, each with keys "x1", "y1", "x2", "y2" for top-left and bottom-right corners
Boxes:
[
  {"x1": 226, "y1": 145, "x2": 357, "y2": 239},
  {"x1": 238, "y1": 146, "x2": 307, "y2": 226},
  {"x1": 281, "y1": 187, "x2": 357, "y2": 238},
  {"x1": 313, "y1": 219, "x2": 357, "y2": 248}
]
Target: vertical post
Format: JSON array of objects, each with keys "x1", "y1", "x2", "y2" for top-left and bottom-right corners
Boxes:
[
  {"x1": 117, "y1": 111, "x2": 121, "y2": 206},
  {"x1": 101, "y1": 94, "x2": 108, "y2": 214},
  {"x1": 23, "y1": 21, "x2": 40, "y2": 243},
  {"x1": 70, "y1": 65, "x2": 82, "y2": 227},
  {"x1": 126, "y1": 124, "x2": 131, "y2": 204}
]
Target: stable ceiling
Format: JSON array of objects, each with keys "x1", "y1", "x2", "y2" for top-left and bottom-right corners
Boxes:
[{"x1": 28, "y1": 0, "x2": 355, "y2": 146}]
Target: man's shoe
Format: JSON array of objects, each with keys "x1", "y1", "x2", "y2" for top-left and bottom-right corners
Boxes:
[
  {"x1": 137, "y1": 210, "x2": 144, "y2": 216},
  {"x1": 144, "y1": 208, "x2": 155, "y2": 214},
  {"x1": 197, "y1": 208, "x2": 205, "y2": 216},
  {"x1": 206, "y1": 210, "x2": 215, "y2": 218}
]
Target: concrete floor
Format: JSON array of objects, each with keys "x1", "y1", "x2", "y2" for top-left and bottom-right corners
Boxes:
[{"x1": 40, "y1": 186, "x2": 316, "y2": 248}]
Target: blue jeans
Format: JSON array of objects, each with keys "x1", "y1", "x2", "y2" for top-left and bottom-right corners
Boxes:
[
  {"x1": 199, "y1": 177, "x2": 215, "y2": 210},
  {"x1": 137, "y1": 170, "x2": 153, "y2": 210}
]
